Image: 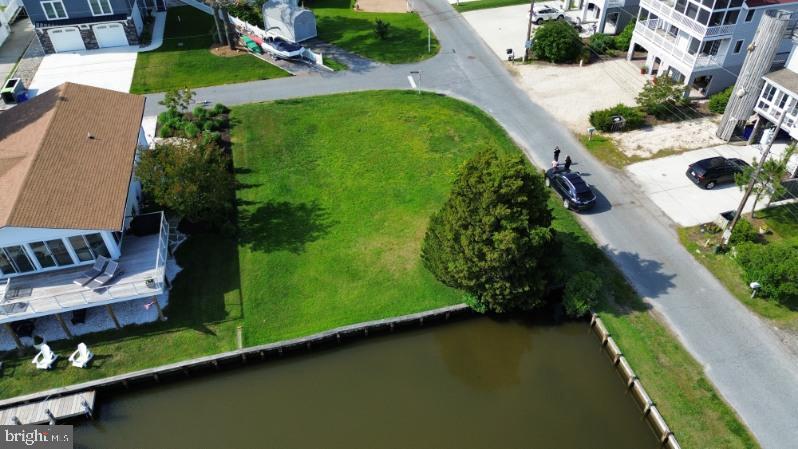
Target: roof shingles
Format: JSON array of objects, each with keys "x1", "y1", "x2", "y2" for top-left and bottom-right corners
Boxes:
[{"x1": 0, "y1": 83, "x2": 145, "y2": 231}]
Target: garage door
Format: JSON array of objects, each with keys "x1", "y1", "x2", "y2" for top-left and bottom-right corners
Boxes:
[
  {"x1": 48, "y1": 27, "x2": 85, "y2": 53},
  {"x1": 93, "y1": 23, "x2": 128, "y2": 48}
]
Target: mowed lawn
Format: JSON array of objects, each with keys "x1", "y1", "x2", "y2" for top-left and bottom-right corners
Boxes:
[
  {"x1": 231, "y1": 91, "x2": 509, "y2": 344},
  {"x1": 130, "y1": 7, "x2": 289, "y2": 94},
  {"x1": 310, "y1": 0, "x2": 439, "y2": 63}
]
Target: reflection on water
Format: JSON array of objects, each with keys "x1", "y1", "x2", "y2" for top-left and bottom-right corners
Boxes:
[{"x1": 75, "y1": 318, "x2": 657, "y2": 449}]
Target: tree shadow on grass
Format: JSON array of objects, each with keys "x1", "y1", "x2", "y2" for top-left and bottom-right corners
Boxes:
[{"x1": 238, "y1": 201, "x2": 335, "y2": 254}]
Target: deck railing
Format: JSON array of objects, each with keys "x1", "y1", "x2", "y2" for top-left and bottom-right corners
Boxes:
[{"x1": 0, "y1": 212, "x2": 170, "y2": 320}]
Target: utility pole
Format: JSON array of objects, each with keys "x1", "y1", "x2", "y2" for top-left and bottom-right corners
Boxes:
[
  {"x1": 523, "y1": 0, "x2": 535, "y2": 62},
  {"x1": 722, "y1": 112, "x2": 784, "y2": 248}
]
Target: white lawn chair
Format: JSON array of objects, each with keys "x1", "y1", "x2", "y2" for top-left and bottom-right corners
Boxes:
[
  {"x1": 31, "y1": 343, "x2": 58, "y2": 370},
  {"x1": 68, "y1": 343, "x2": 94, "y2": 368}
]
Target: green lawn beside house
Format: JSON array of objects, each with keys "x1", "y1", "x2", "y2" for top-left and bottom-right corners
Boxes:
[
  {"x1": 310, "y1": 0, "x2": 439, "y2": 63},
  {"x1": 454, "y1": 0, "x2": 529, "y2": 13},
  {"x1": 130, "y1": 7, "x2": 289, "y2": 94},
  {"x1": 0, "y1": 92, "x2": 757, "y2": 449},
  {"x1": 679, "y1": 203, "x2": 798, "y2": 328}
]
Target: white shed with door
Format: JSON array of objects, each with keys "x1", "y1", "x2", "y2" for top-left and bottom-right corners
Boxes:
[
  {"x1": 48, "y1": 27, "x2": 85, "y2": 52},
  {"x1": 93, "y1": 23, "x2": 128, "y2": 48}
]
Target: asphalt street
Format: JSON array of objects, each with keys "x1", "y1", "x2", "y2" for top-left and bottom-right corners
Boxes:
[{"x1": 145, "y1": 3, "x2": 798, "y2": 447}]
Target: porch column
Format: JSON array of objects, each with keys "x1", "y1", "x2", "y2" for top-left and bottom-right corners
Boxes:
[
  {"x1": 106, "y1": 305, "x2": 121, "y2": 329},
  {"x1": 101, "y1": 231, "x2": 122, "y2": 259},
  {"x1": 748, "y1": 114, "x2": 764, "y2": 144},
  {"x1": 3, "y1": 323, "x2": 24, "y2": 351},
  {"x1": 54, "y1": 313, "x2": 73, "y2": 339},
  {"x1": 152, "y1": 296, "x2": 167, "y2": 321},
  {"x1": 626, "y1": 38, "x2": 636, "y2": 61}
]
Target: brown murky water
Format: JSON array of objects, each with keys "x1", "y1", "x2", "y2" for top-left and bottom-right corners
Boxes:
[{"x1": 74, "y1": 318, "x2": 657, "y2": 449}]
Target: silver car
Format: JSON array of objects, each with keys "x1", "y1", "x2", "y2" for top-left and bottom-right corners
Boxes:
[{"x1": 531, "y1": 6, "x2": 565, "y2": 24}]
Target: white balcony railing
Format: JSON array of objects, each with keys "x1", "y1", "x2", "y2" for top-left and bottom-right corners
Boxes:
[
  {"x1": 0, "y1": 0, "x2": 20, "y2": 25},
  {"x1": 635, "y1": 18, "x2": 725, "y2": 70},
  {"x1": 640, "y1": 0, "x2": 735, "y2": 39}
]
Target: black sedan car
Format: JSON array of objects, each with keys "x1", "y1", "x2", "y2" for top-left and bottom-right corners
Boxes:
[
  {"x1": 686, "y1": 156, "x2": 750, "y2": 189},
  {"x1": 545, "y1": 168, "x2": 596, "y2": 210}
]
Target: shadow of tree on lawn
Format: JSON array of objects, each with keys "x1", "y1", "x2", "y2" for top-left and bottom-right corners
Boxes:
[{"x1": 238, "y1": 201, "x2": 335, "y2": 254}]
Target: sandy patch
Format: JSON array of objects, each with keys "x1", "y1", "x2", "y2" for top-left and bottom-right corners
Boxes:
[
  {"x1": 614, "y1": 116, "x2": 725, "y2": 158},
  {"x1": 210, "y1": 43, "x2": 248, "y2": 58},
  {"x1": 356, "y1": 0, "x2": 409, "y2": 12}
]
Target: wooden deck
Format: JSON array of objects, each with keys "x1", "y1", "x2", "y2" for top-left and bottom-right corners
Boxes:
[
  {"x1": 0, "y1": 234, "x2": 165, "y2": 324},
  {"x1": 0, "y1": 391, "x2": 95, "y2": 425}
]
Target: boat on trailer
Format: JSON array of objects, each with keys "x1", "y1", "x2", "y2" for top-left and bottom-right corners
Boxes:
[{"x1": 261, "y1": 36, "x2": 305, "y2": 60}]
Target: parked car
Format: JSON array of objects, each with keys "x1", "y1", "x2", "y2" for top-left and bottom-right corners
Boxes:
[
  {"x1": 686, "y1": 157, "x2": 750, "y2": 189},
  {"x1": 545, "y1": 168, "x2": 597, "y2": 210},
  {"x1": 531, "y1": 6, "x2": 565, "y2": 24}
]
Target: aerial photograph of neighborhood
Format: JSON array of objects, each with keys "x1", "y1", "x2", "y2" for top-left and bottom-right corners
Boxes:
[{"x1": 0, "y1": 0, "x2": 796, "y2": 445}]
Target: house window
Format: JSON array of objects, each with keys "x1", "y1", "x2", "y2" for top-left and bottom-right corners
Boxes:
[
  {"x1": 744, "y1": 9, "x2": 755, "y2": 22},
  {"x1": 715, "y1": 0, "x2": 728, "y2": 8},
  {"x1": 29, "y1": 242, "x2": 57, "y2": 269},
  {"x1": 763, "y1": 84, "x2": 777, "y2": 101},
  {"x1": 778, "y1": 93, "x2": 789, "y2": 109},
  {"x1": 733, "y1": 40, "x2": 744, "y2": 53},
  {"x1": 729, "y1": 0, "x2": 743, "y2": 7},
  {"x1": 685, "y1": 2, "x2": 699, "y2": 19},
  {"x1": 28, "y1": 240, "x2": 73, "y2": 268},
  {"x1": 88, "y1": 0, "x2": 113, "y2": 16},
  {"x1": 68, "y1": 236, "x2": 95, "y2": 262},
  {"x1": 723, "y1": 10, "x2": 739, "y2": 25},
  {"x1": 709, "y1": 11, "x2": 724, "y2": 26},
  {"x1": 85, "y1": 233, "x2": 111, "y2": 258},
  {"x1": 697, "y1": 8, "x2": 710, "y2": 25},
  {"x1": 1, "y1": 246, "x2": 35, "y2": 274},
  {"x1": 41, "y1": 1, "x2": 67, "y2": 20},
  {"x1": 701, "y1": 40, "x2": 722, "y2": 56},
  {"x1": 688, "y1": 37, "x2": 700, "y2": 55},
  {"x1": 675, "y1": 0, "x2": 687, "y2": 13}
]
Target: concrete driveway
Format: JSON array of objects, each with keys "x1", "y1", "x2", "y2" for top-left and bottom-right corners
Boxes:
[
  {"x1": 28, "y1": 46, "x2": 139, "y2": 95},
  {"x1": 626, "y1": 144, "x2": 762, "y2": 226}
]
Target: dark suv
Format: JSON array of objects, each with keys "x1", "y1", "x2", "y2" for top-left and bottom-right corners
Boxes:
[
  {"x1": 686, "y1": 157, "x2": 750, "y2": 189},
  {"x1": 545, "y1": 168, "x2": 596, "y2": 210}
]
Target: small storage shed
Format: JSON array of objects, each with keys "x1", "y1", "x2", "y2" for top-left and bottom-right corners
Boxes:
[{"x1": 263, "y1": 0, "x2": 317, "y2": 43}]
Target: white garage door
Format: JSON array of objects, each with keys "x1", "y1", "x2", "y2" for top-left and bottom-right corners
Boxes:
[
  {"x1": 48, "y1": 27, "x2": 85, "y2": 53},
  {"x1": 93, "y1": 23, "x2": 128, "y2": 48}
]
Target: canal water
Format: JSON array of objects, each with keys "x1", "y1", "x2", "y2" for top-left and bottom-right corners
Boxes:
[{"x1": 74, "y1": 318, "x2": 658, "y2": 449}]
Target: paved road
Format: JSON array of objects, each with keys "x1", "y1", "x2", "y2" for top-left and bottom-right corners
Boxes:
[{"x1": 145, "y1": 3, "x2": 798, "y2": 447}]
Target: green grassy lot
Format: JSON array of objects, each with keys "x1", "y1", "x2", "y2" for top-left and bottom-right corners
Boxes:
[
  {"x1": 0, "y1": 92, "x2": 757, "y2": 449},
  {"x1": 678, "y1": 204, "x2": 798, "y2": 327},
  {"x1": 578, "y1": 133, "x2": 685, "y2": 169},
  {"x1": 310, "y1": 0, "x2": 439, "y2": 63},
  {"x1": 454, "y1": 0, "x2": 529, "y2": 13},
  {"x1": 130, "y1": 7, "x2": 289, "y2": 94}
]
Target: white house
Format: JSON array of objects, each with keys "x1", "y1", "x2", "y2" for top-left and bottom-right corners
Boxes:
[
  {"x1": 0, "y1": 82, "x2": 170, "y2": 348},
  {"x1": 575, "y1": 0, "x2": 639, "y2": 34},
  {"x1": 752, "y1": 45, "x2": 798, "y2": 175},
  {"x1": 627, "y1": 0, "x2": 798, "y2": 95}
]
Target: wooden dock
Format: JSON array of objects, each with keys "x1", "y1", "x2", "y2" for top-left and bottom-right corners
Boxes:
[{"x1": 0, "y1": 391, "x2": 95, "y2": 425}]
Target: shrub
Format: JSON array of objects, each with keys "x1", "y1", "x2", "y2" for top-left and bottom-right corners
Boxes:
[
  {"x1": 193, "y1": 106, "x2": 210, "y2": 121},
  {"x1": 212, "y1": 103, "x2": 230, "y2": 115},
  {"x1": 562, "y1": 271, "x2": 603, "y2": 318},
  {"x1": 374, "y1": 19, "x2": 390, "y2": 40},
  {"x1": 735, "y1": 242, "x2": 798, "y2": 305},
  {"x1": 614, "y1": 22, "x2": 635, "y2": 51},
  {"x1": 589, "y1": 33, "x2": 616, "y2": 55},
  {"x1": 636, "y1": 76, "x2": 691, "y2": 120},
  {"x1": 421, "y1": 149, "x2": 559, "y2": 313},
  {"x1": 729, "y1": 219, "x2": 758, "y2": 245},
  {"x1": 532, "y1": 20, "x2": 582, "y2": 63},
  {"x1": 708, "y1": 87, "x2": 733, "y2": 114},
  {"x1": 202, "y1": 120, "x2": 218, "y2": 132},
  {"x1": 589, "y1": 104, "x2": 645, "y2": 132},
  {"x1": 183, "y1": 122, "x2": 201, "y2": 138},
  {"x1": 158, "y1": 125, "x2": 175, "y2": 138},
  {"x1": 227, "y1": 2, "x2": 262, "y2": 26}
]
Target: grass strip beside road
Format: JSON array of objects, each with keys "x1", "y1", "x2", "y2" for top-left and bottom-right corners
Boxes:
[
  {"x1": 454, "y1": 0, "x2": 530, "y2": 13},
  {"x1": 130, "y1": 7, "x2": 290, "y2": 94}
]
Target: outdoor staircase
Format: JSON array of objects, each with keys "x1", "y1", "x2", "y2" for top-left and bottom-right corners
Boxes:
[{"x1": 167, "y1": 216, "x2": 188, "y2": 255}]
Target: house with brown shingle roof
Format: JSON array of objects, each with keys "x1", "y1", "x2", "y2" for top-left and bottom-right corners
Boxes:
[{"x1": 0, "y1": 82, "x2": 170, "y2": 348}]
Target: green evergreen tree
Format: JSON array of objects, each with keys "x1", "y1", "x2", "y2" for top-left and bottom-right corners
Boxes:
[{"x1": 422, "y1": 149, "x2": 558, "y2": 313}]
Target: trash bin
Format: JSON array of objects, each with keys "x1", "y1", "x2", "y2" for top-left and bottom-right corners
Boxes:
[{"x1": 1, "y1": 78, "x2": 25, "y2": 104}]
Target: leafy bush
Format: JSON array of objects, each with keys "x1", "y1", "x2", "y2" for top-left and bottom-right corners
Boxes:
[
  {"x1": 421, "y1": 149, "x2": 559, "y2": 313},
  {"x1": 183, "y1": 122, "x2": 201, "y2": 138},
  {"x1": 614, "y1": 22, "x2": 634, "y2": 51},
  {"x1": 532, "y1": 20, "x2": 582, "y2": 63},
  {"x1": 729, "y1": 219, "x2": 759, "y2": 245},
  {"x1": 374, "y1": 19, "x2": 390, "y2": 40},
  {"x1": 589, "y1": 33, "x2": 616, "y2": 55},
  {"x1": 227, "y1": 1, "x2": 262, "y2": 26},
  {"x1": 708, "y1": 87, "x2": 733, "y2": 114},
  {"x1": 589, "y1": 104, "x2": 646, "y2": 132},
  {"x1": 563, "y1": 271, "x2": 603, "y2": 318},
  {"x1": 636, "y1": 76, "x2": 691, "y2": 120},
  {"x1": 212, "y1": 103, "x2": 230, "y2": 115},
  {"x1": 735, "y1": 242, "x2": 798, "y2": 305},
  {"x1": 193, "y1": 106, "x2": 210, "y2": 121}
]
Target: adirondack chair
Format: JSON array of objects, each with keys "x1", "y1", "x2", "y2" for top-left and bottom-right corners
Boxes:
[
  {"x1": 32, "y1": 343, "x2": 58, "y2": 370},
  {"x1": 68, "y1": 343, "x2": 94, "y2": 368}
]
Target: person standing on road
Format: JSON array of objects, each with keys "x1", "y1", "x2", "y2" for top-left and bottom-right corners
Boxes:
[
  {"x1": 553, "y1": 146, "x2": 561, "y2": 163},
  {"x1": 564, "y1": 155, "x2": 572, "y2": 171}
]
